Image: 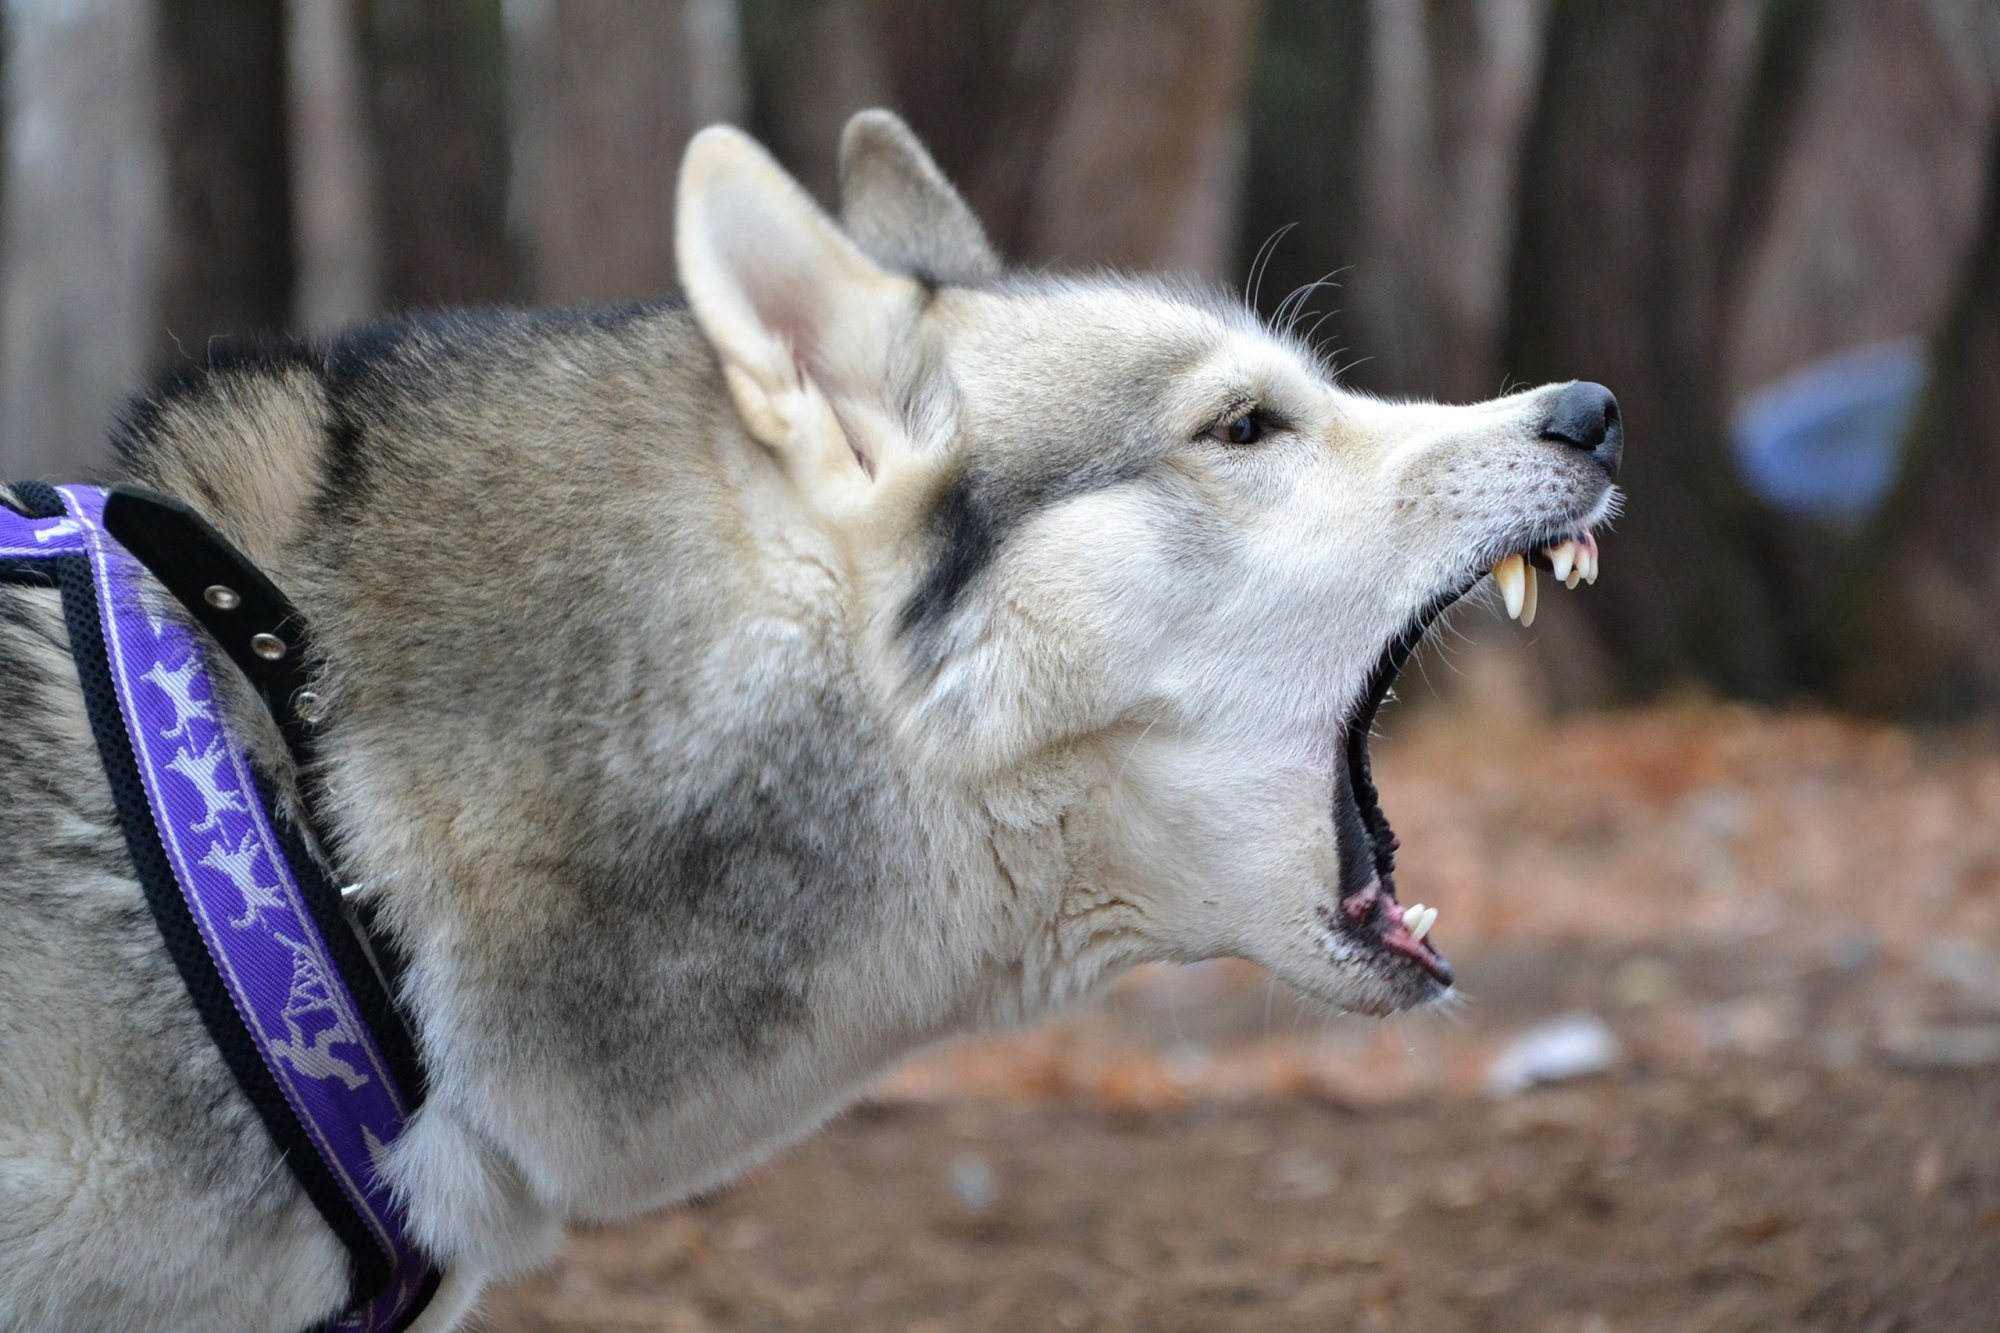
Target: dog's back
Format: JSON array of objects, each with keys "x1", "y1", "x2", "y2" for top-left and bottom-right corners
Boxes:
[{"x1": 0, "y1": 304, "x2": 748, "y2": 1329}]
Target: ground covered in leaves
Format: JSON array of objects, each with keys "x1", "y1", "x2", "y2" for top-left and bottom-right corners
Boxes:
[{"x1": 485, "y1": 705, "x2": 2000, "y2": 1331}]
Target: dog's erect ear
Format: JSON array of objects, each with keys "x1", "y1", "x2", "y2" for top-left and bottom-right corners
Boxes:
[
  {"x1": 837, "y1": 109, "x2": 1000, "y2": 286},
  {"x1": 677, "y1": 125, "x2": 921, "y2": 501}
]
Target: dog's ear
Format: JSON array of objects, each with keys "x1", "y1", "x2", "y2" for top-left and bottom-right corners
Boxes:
[
  {"x1": 838, "y1": 109, "x2": 1000, "y2": 286},
  {"x1": 677, "y1": 125, "x2": 920, "y2": 500}
]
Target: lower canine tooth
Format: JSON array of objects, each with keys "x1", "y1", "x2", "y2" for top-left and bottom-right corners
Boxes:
[
  {"x1": 1519, "y1": 567, "x2": 1539, "y2": 627},
  {"x1": 1493, "y1": 553, "x2": 1526, "y2": 619},
  {"x1": 1409, "y1": 906, "x2": 1436, "y2": 943}
]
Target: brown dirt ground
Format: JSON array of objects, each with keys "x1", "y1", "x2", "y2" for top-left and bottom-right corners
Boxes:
[{"x1": 482, "y1": 706, "x2": 2000, "y2": 1331}]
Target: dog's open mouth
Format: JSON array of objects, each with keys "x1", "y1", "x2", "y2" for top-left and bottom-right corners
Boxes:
[{"x1": 1321, "y1": 528, "x2": 1606, "y2": 991}]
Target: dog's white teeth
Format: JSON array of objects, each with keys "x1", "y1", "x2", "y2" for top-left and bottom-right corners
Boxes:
[
  {"x1": 1492, "y1": 552, "x2": 1536, "y2": 626},
  {"x1": 1406, "y1": 903, "x2": 1438, "y2": 944},
  {"x1": 1497, "y1": 533, "x2": 1595, "y2": 620},
  {"x1": 1493, "y1": 553, "x2": 1527, "y2": 620}
]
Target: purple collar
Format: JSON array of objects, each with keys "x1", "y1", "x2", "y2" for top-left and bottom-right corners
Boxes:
[{"x1": 2, "y1": 484, "x2": 437, "y2": 1331}]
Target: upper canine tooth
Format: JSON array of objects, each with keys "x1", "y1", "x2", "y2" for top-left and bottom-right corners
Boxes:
[
  {"x1": 1493, "y1": 553, "x2": 1527, "y2": 619},
  {"x1": 1519, "y1": 566, "x2": 1539, "y2": 627},
  {"x1": 1549, "y1": 541, "x2": 1576, "y2": 583}
]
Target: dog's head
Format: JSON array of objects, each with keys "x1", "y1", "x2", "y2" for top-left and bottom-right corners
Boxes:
[{"x1": 676, "y1": 112, "x2": 1621, "y2": 1016}]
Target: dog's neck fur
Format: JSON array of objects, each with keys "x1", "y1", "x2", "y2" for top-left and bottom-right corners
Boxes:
[
  {"x1": 4, "y1": 109, "x2": 1601, "y2": 1330},
  {"x1": 121, "y1": 308, "x2": 1149, "y2": 1278}
]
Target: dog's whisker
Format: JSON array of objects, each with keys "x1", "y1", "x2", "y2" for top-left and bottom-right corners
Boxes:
[
  {"x1": 1245, "y1": 221, "x2": 1298, "y2": 313},
  {"x1": 1271, "y1": 267, "x2": 1348, "y2": 333}
]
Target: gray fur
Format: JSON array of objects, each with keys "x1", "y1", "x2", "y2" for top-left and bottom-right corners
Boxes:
[
  {"x1": 838, "y1": 109, "x2": 1000, "y2": 285},
  {"x1": 0, "y1": 110, "x2": 1618, "y2": 1331}
]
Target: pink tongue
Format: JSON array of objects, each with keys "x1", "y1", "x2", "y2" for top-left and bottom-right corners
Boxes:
[{"x1": 1341, "y1": 876, "x2": 1450, "y2": 982}]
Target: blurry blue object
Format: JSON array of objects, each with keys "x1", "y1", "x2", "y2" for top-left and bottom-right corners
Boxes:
[{"x1": 1730, "y1": 337, "x2": 1927, "y2": 523}]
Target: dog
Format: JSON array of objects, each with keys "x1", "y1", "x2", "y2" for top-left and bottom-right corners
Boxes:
[{"x1": 0, "y1": 110, "x2": 1621, "y2": 1330}]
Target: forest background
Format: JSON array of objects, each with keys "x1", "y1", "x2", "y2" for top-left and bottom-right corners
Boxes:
[{"x1": 4, "y1": 0, "x2": 1997, "y2": 718}]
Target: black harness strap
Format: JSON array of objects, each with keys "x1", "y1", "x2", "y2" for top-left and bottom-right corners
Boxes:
[
  {"x1": 9, "y1": 480, "x2": 398, "y2": 1315},
  {"x1": 103, "y1": 487, "x2": 321, "y2": 756},
  {"x1": 9, "y1": 480, "x2": 439, "y2": 1328},
  {"x1": 100, "y1": 485, "x2": 426, "y2": 1106}
]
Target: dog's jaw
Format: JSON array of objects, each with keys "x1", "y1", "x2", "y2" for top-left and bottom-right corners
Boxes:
[{"x1": 1301, "y1": 482, "x2": 1623, "y2": 1013}]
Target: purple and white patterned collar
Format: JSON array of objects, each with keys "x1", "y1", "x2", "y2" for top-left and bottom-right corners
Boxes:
[{"x1": 2, "y1": 484, "x2": 437, "y2": 1331}]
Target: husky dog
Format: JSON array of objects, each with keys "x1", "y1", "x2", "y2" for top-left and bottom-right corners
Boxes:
[{"x1": 0, "y1": 111, "x2": 1621, "y2": 1330}]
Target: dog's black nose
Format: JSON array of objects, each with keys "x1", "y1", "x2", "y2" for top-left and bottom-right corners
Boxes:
[{"x1": 1539, "y1": 381, "x2": 1622, "y2": 477}]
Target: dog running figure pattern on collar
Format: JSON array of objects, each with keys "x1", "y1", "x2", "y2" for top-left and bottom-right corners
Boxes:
[{"x1": 0, "y1": 483, "x2": 437, "y2": 1332}]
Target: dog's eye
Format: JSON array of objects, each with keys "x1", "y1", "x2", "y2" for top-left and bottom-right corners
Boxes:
[{"x1": 1214, "y1": 411, "x2": 1265, "y2": 446}]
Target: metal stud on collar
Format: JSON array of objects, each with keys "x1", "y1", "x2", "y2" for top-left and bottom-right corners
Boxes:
[
  {"x1": 203, "y1": 584, "x2": 241, "y2": 610},
  {"x1": 250, "y1": 632, "x2": 288, "y2": 661}
]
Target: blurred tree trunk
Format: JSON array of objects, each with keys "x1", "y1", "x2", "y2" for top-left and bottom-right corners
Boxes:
[
  {"x1": 1017, "y1": 0, "x2": 1258, "y2": 274},
  {"x1": 1238, "y1": 0, "x2": 1372, "y2": 329},
  {"x1": 155, "y1": 0, "x2": 295, "y2": 356},
  {"x1": 1713, "y1": 0, "x2": 1993, "y2": 706},
  {"x1": 288, "y1": 0, "x2": 380, "y2": 333},
  {"x1": 0, "y1": 0, "x2": 161, "y2": 478},
  {"x1": 1350, "y1": 0, "x2": 1548, "y2": 401},
  {"x1": 1831, "y1": 120, "x2": 2000, "y2": 716},
  {"x1": 744, "y1": 0, "x2": 1258, "y2": 278},
  {"x1": 359, "y1": 0, "x2": 517, "y2": 307},
  {"x1": 507, "y1": 0, "x2": 744, "y2": 304},
  {"x1": 1497, "y1": 0, "x2": 1806, "y2": 701},
  {"x1": 739, "y1": 0, "x2": 898, "y2": 206},
  {"x1": 1724, "y1": 0, "x2": 1991, "y2": 400},
  {"x1": 746, "y1": 0, "x2": 1083, "y2": 247},
  {"x1": 1712, "y1": 0, "x2": 1827, "y2": 337}
]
